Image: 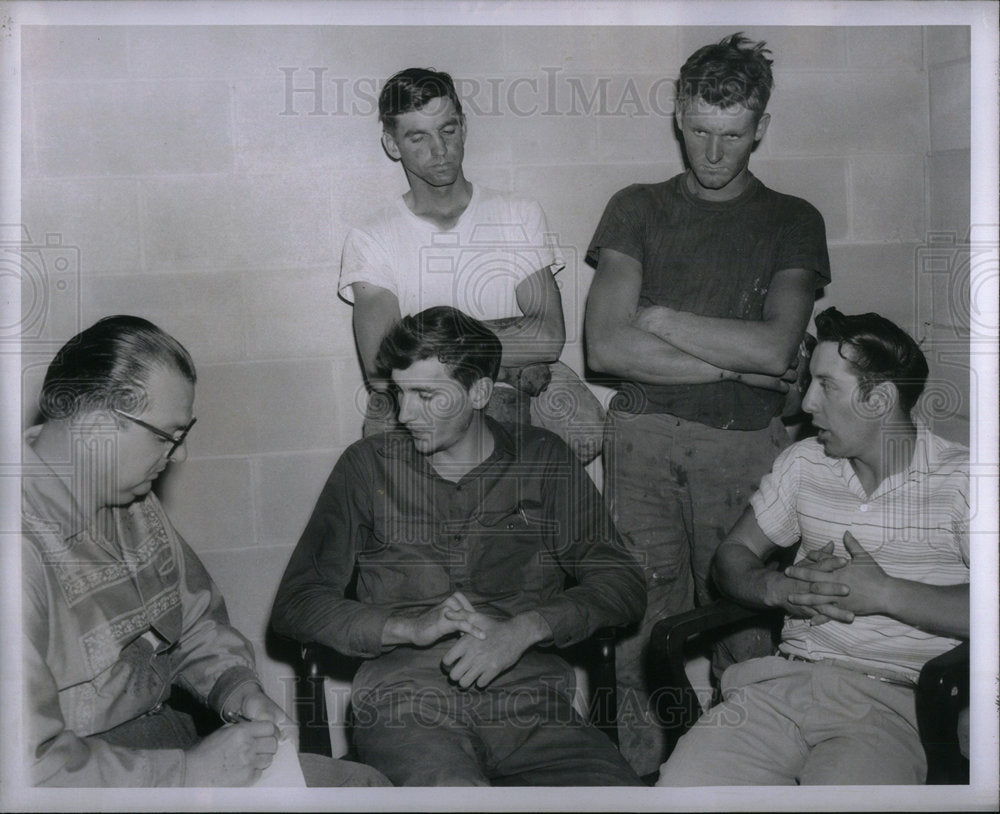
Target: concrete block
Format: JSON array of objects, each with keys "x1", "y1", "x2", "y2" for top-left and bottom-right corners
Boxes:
[
  {"x1": 927, "y1": 149, "x2": 971, "y2": 235},
  {"x1": 767, "y1": 70, "x2": 927, "y2": 157},
  {"x1": 847, "y1": 27, "x2": 924, "y2": 71},
  {"x1": 929, "y1": 61, "x2": 971, "y2": 153},
  {"x1": 242, "y1": 267, "x2": 345, "y2": 360},
  {"x1": 155, "y1": 456, "x2": 256, "y2": 556},
  {"x1": 825, "y1": 243, "x2": 925, "y2": 334},
  {"x1": 926, "y1": 26, "x2": 970, "y2": 66},
  {"x1": 752, "y1": 157, "x2": 848, "y2": 242},
  {"x1": 32, "y1": 80, "x2": 233, "y2": 177},
  {"x1": 849, "y1": 154, "x2": 925, "y2": 242},
  {"x1": 594, "y1": 79, "x2": 685, "y2": 165},
  {"x1": 678, "y1": 27, "x2": 848, "y2": 72},
  {"x1": 78, "y1": 272, "x2": 246, "y2": 365},
  {"x1": 128, "y1": 26, "x2": 338, "y2": 80},
  {"x1": 474, "y1": 98, "x2": 598, "y2": 166},
  {"x1": 142, "y1": 173, "x2": 335, "y2": 272},
  {"x1": 21, "y1": 178, "x2": 142, "y2": 275},
  {"x1": 235, "y1": 76, "x2": 379, "y2": 173},
  {"x1": 196, "y1": 544, "x2": 297, "y2": 668},
  {"x1": 330, "y1": 356, "x2": 367, "y2": 443},
  {"x1": 501, "y1": 26, "x2": 682, "y2": 74},
  {"x1": 22, "y1": 26, "x2": 129, "y2": 82},
  {"x1": 255, "y1": 449, "x2": 344, "y2": 544},
  {"x1": 192, "y1": 359, "x2": 341, "y2": 456}
]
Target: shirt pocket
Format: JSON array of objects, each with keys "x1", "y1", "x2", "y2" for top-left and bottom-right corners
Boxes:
[
  {"x1": 468, "y1": 500, "x2": 554, "y2": 596},
  {"x1": 362, "y1": 497, "x2": 452, "y2": 603}
]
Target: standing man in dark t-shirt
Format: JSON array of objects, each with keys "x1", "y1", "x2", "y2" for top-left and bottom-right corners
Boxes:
[{"x1": 584, "y1": 33, "x2": 831, "y2": 778}]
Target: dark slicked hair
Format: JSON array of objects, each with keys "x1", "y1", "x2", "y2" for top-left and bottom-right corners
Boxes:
[
  {"x1": 379, "y1": 68, "x2": 464, "y2": 131},
  {"x1": 375, "y1": 306, "x2": 501, "y2": 389},
  {"x1": 677, "y1": 32, "x2": 774, "y2": 119},
  {"x1": 814, "y1": 307, "x2": 929, "y2": 414},
  {"x1": 39, "y1": 315, "x2": 196, "y2": 420}
]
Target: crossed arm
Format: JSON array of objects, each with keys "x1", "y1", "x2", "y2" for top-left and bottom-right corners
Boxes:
[
  {"x1": 351, "y1": 266, "x2": 565, "y2": 387},
  {"x1": 713, "y1": 507, "x2": 970, "y2": 639},
  {"x1": 585, "y1": 248, "x2": 815, "y2": 388}
]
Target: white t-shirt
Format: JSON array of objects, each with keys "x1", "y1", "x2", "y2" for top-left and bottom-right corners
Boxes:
[{"x1": 339, "y1": 186, "x2": 563, "y2": 320}]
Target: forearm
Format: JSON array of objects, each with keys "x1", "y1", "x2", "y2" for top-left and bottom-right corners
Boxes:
[
  {"x1": 484, "y1": 315, "x2": 565, "y2": 367},
  {"x1": 272, "y1": 580, "x2": 392, "y2": 658},
  {"x1": 637, "y1": 306, "x2": 797, "y2": 375},
  {"x1": 883, "y1": 579, "x2": 969, "y2": 639},
  {"x1": 589, "y1": 323, "x2": 770, "y2": 387},
  {"x1": 713, "y1": 542, "x2": 790, "y2": 612}
]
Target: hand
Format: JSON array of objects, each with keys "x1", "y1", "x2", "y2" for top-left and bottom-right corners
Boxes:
[
  {"x1": 783, "y1": 541, "x2": 848, "y2": 625},
  {"x1": 385, "y1": 591, "x2": 487, "y2": 647},
  {"x1": 441, "y1": 612, "x2": 549, "y2": 689},
  {"x1": 784, "y1": 532, "x2": 890, "y2": 621},
  {"x1": 184, "y1": 719, "x2": 279, "y2": 786},
  {"x1": 224, "y1": 684, "x2": 296, "y2": 742}
]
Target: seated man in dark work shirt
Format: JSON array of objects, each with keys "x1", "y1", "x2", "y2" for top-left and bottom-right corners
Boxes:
[{"x1": 271, "y1": 306, "x2": 646, "y2": 786}]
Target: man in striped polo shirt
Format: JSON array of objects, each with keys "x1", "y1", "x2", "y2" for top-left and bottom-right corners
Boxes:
[{"x1": 657, "y1": 307, "x2": 969, "y2": 786}]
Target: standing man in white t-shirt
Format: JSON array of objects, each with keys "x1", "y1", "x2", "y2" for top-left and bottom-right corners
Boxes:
[{"x1": 340, "y1": 68, "x2": 602, "y2": 450}]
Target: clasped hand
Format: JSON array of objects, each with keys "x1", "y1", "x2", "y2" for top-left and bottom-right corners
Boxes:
[{"x1": 781, "y1": 531, "x2": 889, "y2": 624}]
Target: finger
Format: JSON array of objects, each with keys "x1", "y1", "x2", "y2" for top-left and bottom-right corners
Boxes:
[
  {"x1": 451, "y1": 591, "x2": 476, "y2": 612},
  {"x1": 804, "y1": 541, "x2": 835, "y2": 560},
  {"x1": 804, "y1": 556, "x2": 849, "y2": 573},
  {"x1": 441, "y1": 638, "x2": 466, "y2": 667},
  {"x1": 842, "y1": 531, "x2": 866, "y2": 558},
  {"x1": 784, "y1": 568, "x2": 850, "y2": 593},
  {"x1": 788, "y1": 594, "x2": 854, "y2": 622}
]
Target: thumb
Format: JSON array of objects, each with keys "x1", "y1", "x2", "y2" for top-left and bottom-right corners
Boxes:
[{"x1": 842, "y1": 531, "x2": 865, "y2": 557}]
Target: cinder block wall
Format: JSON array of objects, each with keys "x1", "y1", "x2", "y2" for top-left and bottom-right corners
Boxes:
[{"x1": 20, "y1": 25, "x2": 970, "y2": 751}]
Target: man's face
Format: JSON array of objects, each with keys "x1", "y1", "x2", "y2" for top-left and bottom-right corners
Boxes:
[
  {"x1": 676, "y1": 100, "x2": 768, "y2": 201},
  {"x1": 106, "y1": 365, "x2": 195, "y2": 506},
  {"x1": 801, "y1": 341, "x2": 880, "y2": 461},
  {"x1": 382, "y1": 95, "x2": 466, "y2": 189},
  {"x1": 392, "y1": 357, "x2": 483, "y2": 457}
]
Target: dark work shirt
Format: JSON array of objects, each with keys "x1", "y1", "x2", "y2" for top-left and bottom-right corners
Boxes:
[
  {"x1": 271, "y1": 419, "x2": 646, "y2": 658},
  {"x1": 587, "y1": 173, "x2": 831, "y2": 430}
]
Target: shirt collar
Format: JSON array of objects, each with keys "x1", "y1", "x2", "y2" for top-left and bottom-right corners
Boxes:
[{"x1": 22, "y1": 425, "x2": 90, "y2": 543}]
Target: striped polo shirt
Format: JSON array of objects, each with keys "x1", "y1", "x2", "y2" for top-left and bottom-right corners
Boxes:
[{"x1": 750, "y1": 421, "x2": 969, "y2": 684}]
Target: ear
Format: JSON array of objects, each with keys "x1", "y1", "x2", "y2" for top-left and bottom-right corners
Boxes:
[
  {"x1": 859, "y1": 381, "x2": 896, "y2": 419},
  {"x1": 468, "y1": 377, "x2": 493, "y2": 410},
  {"x1": 381, "y1": 128, "x2": 401, "y2": 161},
  {"x1": 754, "y1": 112, "x2": 770, "y2": 142}
]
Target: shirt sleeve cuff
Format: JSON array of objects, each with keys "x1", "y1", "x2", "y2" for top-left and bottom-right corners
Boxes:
[{"x1": 207, "y1": 665, "x2": 261, "y2": 719}]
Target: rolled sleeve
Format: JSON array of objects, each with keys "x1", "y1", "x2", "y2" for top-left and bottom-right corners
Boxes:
[{"x1": 749, "y1": 445, "x2": 803, "y2": 549}]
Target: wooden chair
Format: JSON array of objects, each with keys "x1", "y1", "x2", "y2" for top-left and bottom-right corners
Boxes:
[
  {"x1": 649, "y1": 599, "x2": 970, "y2": 784},
  {"x1": 293, "y1": 626, "x2": 624, "y2": 758}
]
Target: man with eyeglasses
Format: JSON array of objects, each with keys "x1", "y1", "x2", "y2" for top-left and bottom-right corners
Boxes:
[{"x1": 21, "y1": 315, "x2": 389, "y2": 788}]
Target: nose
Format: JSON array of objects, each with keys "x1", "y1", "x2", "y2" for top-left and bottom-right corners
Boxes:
[
  {"x1": 429, "y1": 133, "x2": 446, "y2": 157},
  {"x1": 397, "y1": 392, "x2": 418, "y2": 424},
  {"x1": 168, "y1": 440, "x2": 188, "y2": 463},
  {"x1": 706, "y1": 135, "x2": 723, "y2": 164},
  {"x1": 801, "y1": 380, "x2": 819, "y2": 415}
]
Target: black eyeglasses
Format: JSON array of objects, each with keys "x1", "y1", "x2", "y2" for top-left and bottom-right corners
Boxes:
[{"x1": 111, "y1": 408, "x2": 197, "y2": 460}]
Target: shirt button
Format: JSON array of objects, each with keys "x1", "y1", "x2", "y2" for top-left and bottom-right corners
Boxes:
[
  {"x1": 859, "y1": 504, "x2": 869, "y2": 512},
  {"x1": 454, "y1": 534, "x2": 462, "y2": 541}
]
